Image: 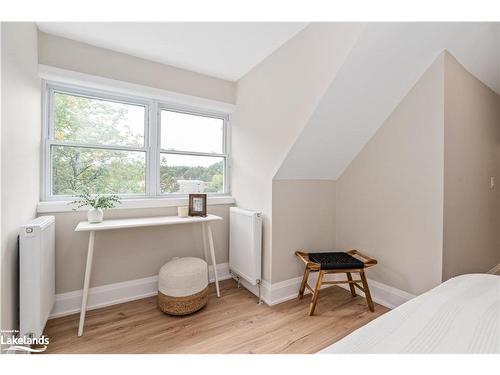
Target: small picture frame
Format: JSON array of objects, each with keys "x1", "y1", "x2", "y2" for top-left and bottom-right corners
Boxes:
[{"x1": 188, "y1": 194, "x2": 207, "y2": 217}]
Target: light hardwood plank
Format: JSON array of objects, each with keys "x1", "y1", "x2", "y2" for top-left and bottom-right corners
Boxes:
[{"x1": 43, "y1": 280, "x2": 388, "y2": 354}]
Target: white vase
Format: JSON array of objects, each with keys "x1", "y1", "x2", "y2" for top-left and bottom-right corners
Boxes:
[{"x1": 88, "y1": 208, "x2": 104, "y2": 223}]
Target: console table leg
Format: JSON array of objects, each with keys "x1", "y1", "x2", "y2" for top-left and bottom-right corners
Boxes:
[
  {"x1": 78, "y1": 230, "x2": 95, "y2": 336},
  {"x1": 201, "y1": 222, "x2": 209, "y2": 272},
  {"x1": 206, "y1": 222, "x2": 220, "y2": 297}
]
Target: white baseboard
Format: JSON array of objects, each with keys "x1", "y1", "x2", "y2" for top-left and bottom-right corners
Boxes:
[
  {"x1": 487, "y1": 263, "x2": 500, "y2": 275},
  {"x1": 233, "y1": 271, "x2": 415, "y2": 309},
  {"x1": 50, "y1": 263, "x2": 414, "y2": 319},
  {"x1": 231, "y1": 276, "x2": 272, "y2": 305},
  {"x1": 346, "y1": 277, "x2": 415, "y2": 309},
  {"x1": 50, "y1": 263, "x2": 231, "y2": 319}
]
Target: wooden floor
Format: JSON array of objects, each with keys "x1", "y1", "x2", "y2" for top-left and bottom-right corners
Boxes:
[{"x1": 43, "y1": 279, "x2": 388, "y2": 354}]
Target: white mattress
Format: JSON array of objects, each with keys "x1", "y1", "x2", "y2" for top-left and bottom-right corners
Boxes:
[{"x1": 320, "y1": 274, "x2": 500, "y2": 354}]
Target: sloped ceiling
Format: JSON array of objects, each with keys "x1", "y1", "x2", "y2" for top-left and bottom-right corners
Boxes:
[
  {"x1": 37, "y1": 22, "x2": 308, "y2": 81},
  {"x1": 276, "y1": 23, "x2": 500, "y2": 180}
]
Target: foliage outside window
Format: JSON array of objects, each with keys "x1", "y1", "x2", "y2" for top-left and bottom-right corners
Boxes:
[
  {"x1": 45, "y1": 84, "x2": 228, "y2": 199},
  {"x1": 159, "y1": 110, "x2": 225, "y2": 194}
]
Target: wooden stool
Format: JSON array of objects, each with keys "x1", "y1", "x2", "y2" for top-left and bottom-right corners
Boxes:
[{"x1": 295, "y1": 250, "x2": 377, "y2": 316}]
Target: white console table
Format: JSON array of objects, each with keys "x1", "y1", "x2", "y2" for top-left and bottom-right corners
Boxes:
[{"x1": 74, "y1": 214, "x2": 223, "y2": 336}]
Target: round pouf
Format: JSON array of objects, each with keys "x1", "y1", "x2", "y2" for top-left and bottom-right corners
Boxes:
[{"x1": 158, "y1": 257, "x2": 208, "y2": 315}]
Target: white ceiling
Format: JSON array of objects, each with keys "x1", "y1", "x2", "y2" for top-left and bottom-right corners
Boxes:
[
  {"x1": 276, "y1": 23, "x2": 500, "y2": 180},
  {"x1": 37, "y1": 22, "x2": 308, "y2": 81}
]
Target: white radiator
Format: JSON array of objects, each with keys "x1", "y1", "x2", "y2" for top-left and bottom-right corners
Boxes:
[
  {"x1": 229, "y1": 207, "x2": 262, "y2": 286},
  {"x1": 19, "y1": 216, "x2": 55, "y2": 338}
]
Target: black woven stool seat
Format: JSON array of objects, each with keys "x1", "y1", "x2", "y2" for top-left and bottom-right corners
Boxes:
[
  {"x1": 295, "y1": 249, "x2": 376, "y2": 315},
  {"x1": 308, "y1": 252, "x2": 364, "y2": 270}
]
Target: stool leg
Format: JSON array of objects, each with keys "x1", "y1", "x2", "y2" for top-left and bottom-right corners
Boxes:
[
  {"x1": 346, "y1": 272, "x2": 356, "y2": 297},
  {"x1": 308, "y1": 271, "x2": 324, "y2": 316},
  {"x1": 360, "y1": 270, "x2": 375, "y2": 312},
  {"x1": 298, "y1": 268, "x2": 310, "y2": 300}
]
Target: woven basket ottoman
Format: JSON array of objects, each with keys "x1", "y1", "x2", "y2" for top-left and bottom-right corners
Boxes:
[{"x1": 158, "y1": 257, "x2": 209, "y2": 315}]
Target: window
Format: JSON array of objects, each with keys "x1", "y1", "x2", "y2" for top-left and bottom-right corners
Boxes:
[
  {"x1": 159, "y1": 110, "x2": 225, "y2": 194},
  {"x1": 43, "y1": 83, "x2": 229, "y2": 199}
]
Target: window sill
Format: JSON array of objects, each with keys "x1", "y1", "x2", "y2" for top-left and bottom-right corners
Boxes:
[{"x1": 37, "y1": 196, "x2": 235, "y2": 214}]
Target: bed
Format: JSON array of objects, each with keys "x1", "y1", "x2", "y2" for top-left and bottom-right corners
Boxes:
[{"x1": 320, "y1": 274, "x2": 499, "y2": 354}]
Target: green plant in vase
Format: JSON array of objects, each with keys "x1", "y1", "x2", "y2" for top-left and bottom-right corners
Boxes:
[{"x1": 70, "y1": 188, "x2": 121, "y2": 223}]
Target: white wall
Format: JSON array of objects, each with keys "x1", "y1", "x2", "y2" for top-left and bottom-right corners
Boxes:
[
  {"x1": 231, "y1": 23, "x2": 363, "y2": 281},
  {"x1": 269, "y1": 50, "x2": 499, "y2": 295},
  {"x1": 272, "y1": 180, "x2": 336, "y2": 283},
  {"x1": 1, "y1": 22, "x2": 41, "y2": 331},
  {"x1": 442, "y1": 53, "x2": 500, "y2": 279},
  {"x1": 38, "y1": 31, "x2": 236, "y2": 104},
  {"x1": 0, "y1": 21, "x2": 3, "y2": 341},
  {"x1": 277, "y1": 23, "x2": 500, "y2": 180},
  {"x1": 49, "y1": 204, "x2": 231, "y2": 294},
  {"x1": 336, "y1": 54, "x2": 445, "y2": 295},
  {"x1": 36, "y1": 30, "x2": 237, "y2": 297}
]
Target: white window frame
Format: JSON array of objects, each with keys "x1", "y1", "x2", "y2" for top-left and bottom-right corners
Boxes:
[
  {"x1": 157, "y1": 104, "x2": 229, "y2": 197},
  {"x1": 42, "y1": 81, "x2": 230, "y2": 201}
]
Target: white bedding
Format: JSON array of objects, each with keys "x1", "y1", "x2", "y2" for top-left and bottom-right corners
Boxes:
[{"x1": 320, "y1": 274, "x2": 500, "y2": 354}]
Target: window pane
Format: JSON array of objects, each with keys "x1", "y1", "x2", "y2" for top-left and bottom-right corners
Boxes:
[
  {"x1": 52, "y1": 146, "x2": 146, "y2": 196},
  {"x1": 161, "y1": 110, "x2": 223, "y2": 153},
  {"x1": 54, "y1": 92, "x2": 145, "y2": 147},
  {"x1": 160, "y1": 154, "x2": 224, "y2": 194}
]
